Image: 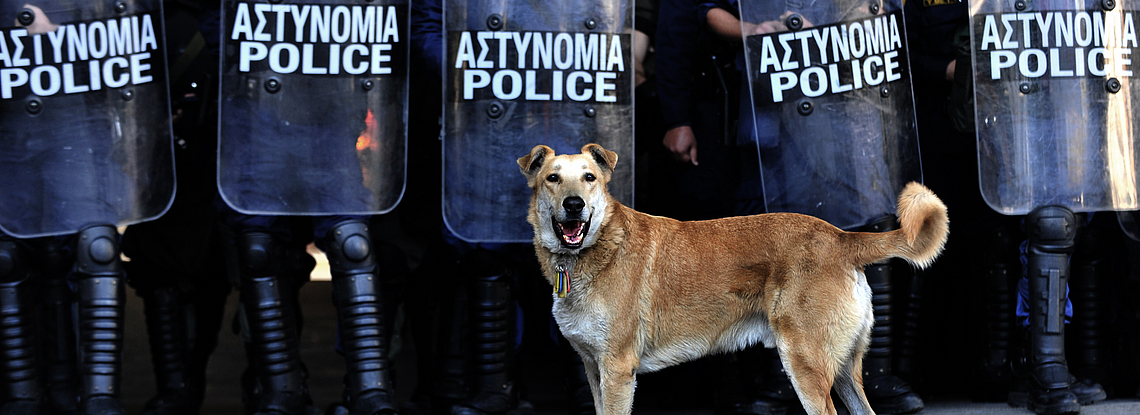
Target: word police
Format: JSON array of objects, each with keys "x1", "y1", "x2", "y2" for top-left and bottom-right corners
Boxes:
[
  {"x1": 752, "y1": 13, "x2": 905, "y2": 104},
  {"x1": 452, "y1": 31, "x2": 627, "y2": 102},
  {"x1": 1, "y1": 14, "x2": 159, "y2": 99},
  {"x1": 229, "y1": 2, "x2": 401, "y2": 75},
  {"x1": 978, "y1": 12, "x2": 1139, "y2": 79}
]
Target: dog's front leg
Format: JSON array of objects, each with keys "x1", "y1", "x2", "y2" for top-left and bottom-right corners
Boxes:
[
  {"x1": 581, "y1": 356, "x2": 603, "y2": 414},
  {"x1": 598, "y1": 351, "x2": 638, "y2": 415}
]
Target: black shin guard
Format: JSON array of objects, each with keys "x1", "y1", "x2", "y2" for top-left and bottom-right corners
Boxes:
[
  {"x1": 0, "y1": 239, "x2": 40, "y2": 413},
  {"x1": 1068, "y1": 224, "x2": 1108, "y2": 405},
  {"x1": 140, "y1": 287, "x2": 202, "y2": 415},
  {"x1": 324, "y1": 220, "x2": 396, "y2": 415},
  {"x1": 859, "y1": 218, "x2": 923, "y2": 415},
  {"x1": 453, "y1": 252, "x2": 517, "y2": 415},
  {"x1": 237, "y1": 232, "x2": 305, "y2": 415},
  {"x1": 74, "y1": 225, "x2": 127, "y2": 415},
  {"x1": 36, "y1": 240, "x2": 80, "y2": 415},
  {"x1": 1024, "y1": 206, "x2": 1081, "y2": 415}
]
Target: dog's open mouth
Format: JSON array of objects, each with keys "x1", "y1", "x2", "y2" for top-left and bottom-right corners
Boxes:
[{"x1": 553, "y1": 218, "x2": 590, "y2": 249}]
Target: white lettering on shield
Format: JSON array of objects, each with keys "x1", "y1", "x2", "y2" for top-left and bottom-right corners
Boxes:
[
  {"x1": 0, "y1": 14, "x2": 159, "y2": 99},
  {"x1": 978, "y1": 11, "x2": 1139, "y2": 80},
  {"x1": 451, "y1": 30, "x2": 627, "y2": 103},
  {"x1": 756, "y1": 13, "x2": 905, "y2": 103},
  {"x1": 228, "y1": 2, "x2": 402, "y2": 76}
]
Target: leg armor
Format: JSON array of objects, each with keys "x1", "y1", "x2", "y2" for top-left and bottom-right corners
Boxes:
[
  {"x1": 139, "y1": 286, "x2": 203, "y2": 415},
  {"x1": 73, "y1": 225, "x2": 127, "y2": 415},
  {"x1": 35, "y1": 239, "x2": 81, "y2": 415},
  {"x1": 859, "y1": 217, "x2": 924, "y2": 415},
  {"x1": 237, "y1": 231, "x2": 306, "y2": 415},
  {"x1": 322, "y1": 220, "x2": 396, "y2": 415},
  {"x1": 1023, "y1": 206, "x2": 1081, "y2": 415},
  {"x1": 1067, "y1": 221, "x2": 1109, "y2": 404},
  {"x1": 0, "y1": 238, "x2": 40, "y2": 414},
  {"x1": 452, "y1": 250, "x2": 518, "y2": 415}
]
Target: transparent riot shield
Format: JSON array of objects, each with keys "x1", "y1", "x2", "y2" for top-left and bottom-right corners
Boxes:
[
  {"x1": 970, "y1": 1, "x2": 1140, "y2": 215},
  {"x1": 218, "y1": 0, "x2": 408, "y2": 215},
  {"x1": 1120, "y1": 211, "x2": 1140, "y2": 242},
  {"x1": 443, "y1": 0, "x2": 634, "y2": 243},
  {"x1": 738, "y1": 0, "x2": 921, "y2": 230},
  {"x1": 0, "y1": 0, "x2": 175, "y2": 238}
]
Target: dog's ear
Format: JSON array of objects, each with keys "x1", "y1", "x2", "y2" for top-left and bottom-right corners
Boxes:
[
  {"x1": 518, "y1": 145, "x2": 554, "y2": 179},
  {"x1": 582, "y1": 143, "x2": 618, "y2": 173}
]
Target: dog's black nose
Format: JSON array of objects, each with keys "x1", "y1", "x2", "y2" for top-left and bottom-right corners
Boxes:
[{"x1": 563, "y1": 197, "x2": 585, "y2": 216}]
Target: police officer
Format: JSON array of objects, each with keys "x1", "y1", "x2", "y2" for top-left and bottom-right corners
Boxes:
[
  {"x1": 1, "y1": 1, "x2": 178, "y2": 414},
  {"x1": 211, "y1": 0, "x2": 407, "y2": 413},
  {"x1": 122, "y1": 1, "x2": 232, "y2": 414}
]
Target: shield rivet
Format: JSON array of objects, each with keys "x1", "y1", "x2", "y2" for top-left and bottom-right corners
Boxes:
[
  {"x1": 17, "y1": 8, "x2": 34, "y2": 25},
  {"x1": 120, "y1": 89, "x2": 134, "y2": 101},
  {"x1": 1019, "y1": 83, "x2": 1031, "y2": 94},
  {"x1": 486, "y1": 101, "x2": 505, "y2": 119},
  {"x1": 796, "y1": 99, "x2": 813, "y2": 116},
  {"x1": 361, "y1": 79, "x2": 375, "y2": 91},
  {"x1": 584, "y1": 107, "x2": 596, "y2": 117},
  {"x1": 265, "y1": 78, "x2": 281, "y2": 93},
  {"x1": 880, "y1": 85, "x2": 890, "y2": 97},
  {"x1": 1106, "y1": 78, "x2": 1121, "y2": 93},
  {"x1": 25, "y1": 99, "x2": 41, "y2": 115},
  {"x1": 869, "y1": 3, "x2": 880, "y2": 14},
  {"x1": 786, "y1": 14, "x2": 804, "y2": 31},
  {"x1": 585, "y1": 19, "x2": 597, "y2": 30},
  {"x1": 1103, "y1": 0, "x2": 1116, "y2": 10},
  {"x1": 487, "y1": 14, "x2": 504, "y2": 31},
  {"x1": 1014, "y1": 0, "x2": 1027, "y2": 11},
  {"x1": 115, "y1": 2, "x2": 127, "y2": 13}
]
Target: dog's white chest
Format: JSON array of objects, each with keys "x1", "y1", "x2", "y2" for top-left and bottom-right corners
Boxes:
[{"x1": 552, "y1": 296, "x2": 608, "y2": 357}]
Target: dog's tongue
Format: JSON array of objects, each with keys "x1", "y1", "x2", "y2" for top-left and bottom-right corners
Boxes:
[{"x1": 559, "y1": 221, "x2": 584, "y2": 245}]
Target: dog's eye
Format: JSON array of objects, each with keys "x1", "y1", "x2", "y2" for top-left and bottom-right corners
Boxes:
[
  {"x1": 584, "y1": 173, "x2": 596, "y2": 182},
  {"x1": 546, "y1": 174, "x2": 559, "y2": 182}
]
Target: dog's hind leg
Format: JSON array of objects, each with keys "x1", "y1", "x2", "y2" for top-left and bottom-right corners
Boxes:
[
  {"x1": 778, "y1": 343, "x2": 839, "y2": 415},
  {"x1": 834, "y1": 350, "x2": 875, "y2": 415}
]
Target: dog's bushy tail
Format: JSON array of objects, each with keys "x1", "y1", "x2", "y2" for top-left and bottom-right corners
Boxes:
[{"x1": 846, "y1": 182, "x2": 949, "y2": 269}]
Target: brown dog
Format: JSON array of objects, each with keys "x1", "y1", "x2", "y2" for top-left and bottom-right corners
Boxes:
[{"x1": 517, "y1": 144, "x2": 949, "y2": 415}]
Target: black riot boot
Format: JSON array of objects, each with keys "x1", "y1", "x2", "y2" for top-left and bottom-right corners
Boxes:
[
  {"x1": 34, "y1": 239, "x2": 81, "y2": 415},
  {"x1": 0, "y1": 238, "x2": 41, "y2": 414},
  {"x1": 138, "y1": 286, "x2": 204, "y2": 415},
  {"x1": 452, "y1": 251, "x2": 521, "y2": 415},
  {"x1": 859, "y1": 218, "x2": 924, "y2": 415},
  {"x1": 322, "y1": 220, "x2": 397, "y2": 415},
  {"x1": 73, "y1": 225, "x2": 128, "y2": 415},
  {"x1": 1023, "y1": 206, "x2": 1081, "y2": 415},
  {"x1": 1067, "y1": 224, "x2": 1108, "y2": 405},
  {"x1": 237, "y1": 232, "x2": 308, "y2": 415}
]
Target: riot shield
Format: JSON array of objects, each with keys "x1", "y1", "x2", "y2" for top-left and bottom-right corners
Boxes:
[
  {"x1": 218, "y1": 0, "x2": 409, "y2": 215},
  {"x1": 442, "y1": 0, "x2": 634, "y2": 243},
  {"x1": 738, "y1": 0, "x2": 921, "y2": 230},
  {"x1": 1120, "y1": 211, "x2": 1140, "y2": 242},
  {"x1": 970, "y1": 0, "x2": 1140, "y2": 215},
  {"x1": 0, "y1": 0, "x2": 175, "y2": 238}
]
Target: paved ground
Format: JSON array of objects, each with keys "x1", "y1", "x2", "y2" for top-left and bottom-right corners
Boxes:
[{"x1": 117, "y1": 281, "x2": 1140, "y2": 415}]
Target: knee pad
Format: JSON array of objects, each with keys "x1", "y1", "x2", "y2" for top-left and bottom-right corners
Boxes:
[
  {"x1": 322, "y1": 219, "x2": 376, "y2": 277},
  {"x1": 236, "y1": 232, "x2": 284, "y2": 279},
  {"x1": 75, "y1": 224, "x2": 122, "y2": 277},
  {"x1": 1025, "y1": 206, "x2": 1077, "y2": 255},
  {"x1": 0, "y1": 238, "x2": 29, "y2": 284}
]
